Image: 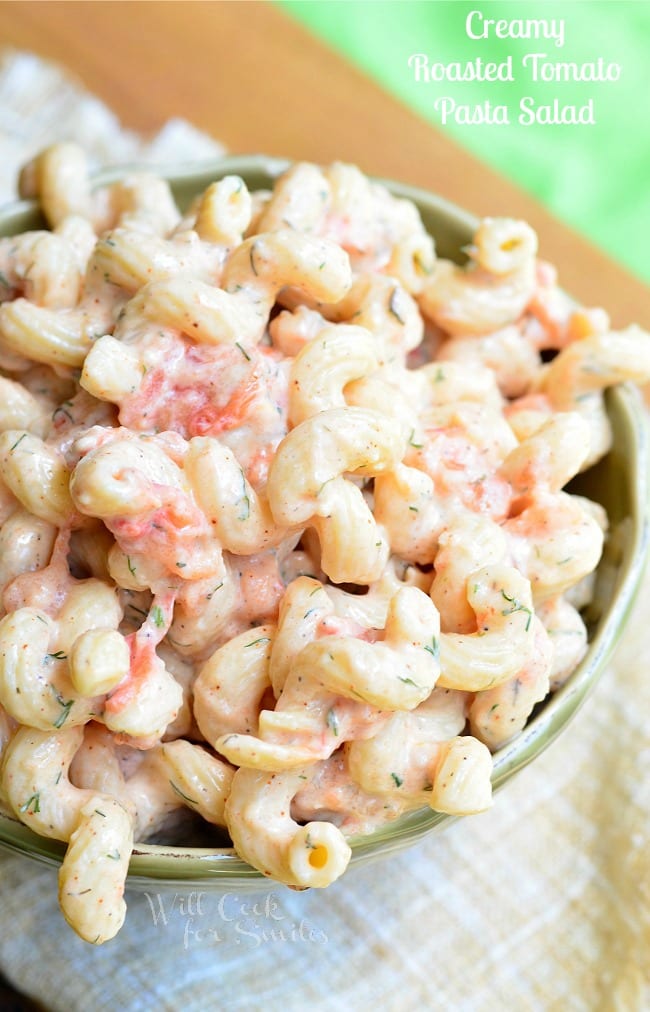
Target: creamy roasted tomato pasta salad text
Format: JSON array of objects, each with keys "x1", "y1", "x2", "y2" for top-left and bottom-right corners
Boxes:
[{"x1": 0, "y1": 145, "x2": 648, "y2": 942}]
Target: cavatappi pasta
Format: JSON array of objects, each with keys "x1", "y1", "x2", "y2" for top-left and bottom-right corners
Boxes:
[{"x1": 0, "y1": 144, "x2": 648, "y2": 941}]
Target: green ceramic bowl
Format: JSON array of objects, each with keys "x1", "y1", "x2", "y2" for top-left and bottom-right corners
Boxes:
[{"x1": 0, "y1": 157, "x2": 647, "y2": 888}]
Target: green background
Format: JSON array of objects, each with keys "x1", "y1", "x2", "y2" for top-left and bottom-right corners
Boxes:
[{"x1": 277, "y1": 1, "x2": 650, "y2": 284}]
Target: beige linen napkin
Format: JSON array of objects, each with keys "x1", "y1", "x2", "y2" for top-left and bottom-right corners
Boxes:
[
  {"x1": 0, "y1": 49, "x2": 225, "y2": 203},
  {"x1": 0, "y1": 49, "x2": 648, "y2": 1012}
]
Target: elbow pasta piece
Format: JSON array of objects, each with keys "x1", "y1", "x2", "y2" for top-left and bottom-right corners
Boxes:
[
  {"x1": 0, "y1": 568, "x2": 122, "y2": 728},
  {"x1": 0, "y1": 298, "x2": 116, "y2": 368},
  {"x1": 344, "y1": 373, "x2": 421, "y2": 441},
  {"x1": 435, "y1": 325, "x2": 542, "y2": 399},
  {"x1": 386, "y1": 231, "x2": 436, "y2": 296},
  {"x1": 224, "y1": 229, "x2": 351, "y2": 307},
  {"x1": 427, "y1": 736, "x2": 494, "y2": 815},
  {"x1": 0, "y1": 431, "x2": 78, "y2": 528},
  {"x1": 193, "y1": 624, "x2": 275, "y2": 744},
  {"x1": 468, "y1": 620, "x2": 553, "y2": 750},
  {"x1": 539, "y1": 326, "x2": 650, "y2": 410},
  {"x1": 217, "y1": 586, "x2": 440, "y2": 771},
  {"x1": 321, "y1": 162, "x2": 436, "y2": 292},
  {"x1": 437, "y1": 564, "x2": 538, "y2": 691},
  {"x1": 0, "y1": 608, "x2": 97, "y2": 730},
  {"x1": 225, "y1": 766, "x2": 351, "y2": 888},
  {"x1": 100, "y1": 173, "x2": 181, "y2": 236},
  {"x1": 312, "y1": 478, "x2": 391, "y2": 586},
  {"x1": 268, "y1": 577, "x2": 335, "y2": 697},
  {"x1": 69, "y1": 627, "x2": 131, "y2": 697},
  {"x1": 51, "y1": 574, "x2": 122, "y2": 653},
  {"x1": 102, "y1": 659, "x2": 182, "y2": 744},
  {"x1": 346, "y1": 688, "x2": 464, "y2": 797},
  {"x1": 505, "y1": 491, "x2": 604, "y2": 604},
  {"x1": 430, "y1": 515, "x2": 508, "y2": 633},
  {"x1": 256, "y1": 162, "x2": 330, "y2": 234},
  {"x1": 2, "y1": 722, "x2": 135, "y2": 944},
  {"x1": 18, "y1": 143, "x2": 92, "y2": 227},
  {"x1": 0, "y1": 542, "x2": 180, "y2": 744},
  {"x1": 473, "y1": 217, "x2": 538, "y2": 275},
  {"x1": 320, "y1": 274, "x2": 424, "y2": 363},
  {"x1": 110, "y1": 229, "x2": 349, "y2": 351},
  {"x1": 71, "y1": 430, "x2": 222, "y2": 582},
  {"x1": 1, "y1": 723, "x2": 133, "y2": 943},
  {"x1": 0, "y1": 224, "x2": 91, "y2": 310},
  {"x1": 80, "y1": 334, "x2": 143, "y2": 403},
  {"x1": 347, "y1": 695, "x2": 492, "y2": 815},
  {"x1": 102, "y1": 735, "x2": 234, "y2": 833},
  {"x1": 415, "y1": 360, "x2": 503, "y2": 411},
  {"x1": 536, "y1": 596, "x2": 588, "y2": 690},
  {"x1": 267, "y1": 406, "x2": 406, "y2": 583},
  {"x1": 288, "y1": 324, "x2": 380, "y2": 425},
  {"x1": 135, "y1": 276, "x2": 266, "y2": 348},
  {"x1": 2, "y1": 725, "x2": 91, "y2": 839},
  {"x1": 168, "y1": 564, "x2": 238, "y2": 659},
  {"x1": 537, "y1": 326, "x2": 650, "y2": 467},
  {"x1": 157, "y1": 739, "x2": 234, "y2": 826},
  {"x1": 419, "y1": 218, "x2": 537, "y2": 336},
  {"x1": 293, "y1": 687, "x2": 470, "y2": 832},
  {"x1": 194, "y1": 175, "x2": 253, "y2": 245},
  {"x1": 0, "y1": 376, "x2": 50, "y2": 434},
  {"x1": 269, "y1": 304, "x2": 330, "y2": 357},
  {"x1": 184, "y1": 438, "x2": 286, "y2": 554},
  {"x1": 0, "y1": 509, "x2": 57, "y2": 602},
  {"x1": 71, "y1": 430, "x2": 189, "y2": 518},
  {"x1": 102, "y1": 609, "x2": 183, "y2": 744},
  {"x1": 500, "y1": 412, "x2": 591, "y2": 495},
  {"x1": 373, "y1": 463, "x2": 441, "y2": 565},
  {"x1": 90, "y1": 228, "x2": 229, "y2": 295},
  {"x1": 59, "y1": 794, "x2": 133, "y2": 944},
  {"x1": 326, "y1": 558, "x2": 432, "y2": 631},
  {"x1": 289, "y1": 585, "x2": 440, "y2": 711},
  {"x1": 2, "y1": 147, "x2": 648, "y2": 939}
]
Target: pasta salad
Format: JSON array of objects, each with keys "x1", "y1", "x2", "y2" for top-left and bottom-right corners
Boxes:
[{"x1": 0, "y1": 145, "x2": 648, "y2": 942}]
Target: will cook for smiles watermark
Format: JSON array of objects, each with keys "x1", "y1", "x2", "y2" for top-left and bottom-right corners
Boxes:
[
  {"x1": 142, "y1": 890, "x2": 329, "y2": 950},
  {"x1": 408, "y1": 8, "x2": 622, "y2": 126}
]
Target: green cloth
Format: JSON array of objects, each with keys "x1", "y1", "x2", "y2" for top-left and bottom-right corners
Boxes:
[{"x1": 278, "y1": 1, "x2": 650, "y2": 284}]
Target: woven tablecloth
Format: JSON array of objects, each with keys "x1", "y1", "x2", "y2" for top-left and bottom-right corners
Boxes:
[{"x1": 0, "y1": 50, "x2": 648, "y2": 1012}]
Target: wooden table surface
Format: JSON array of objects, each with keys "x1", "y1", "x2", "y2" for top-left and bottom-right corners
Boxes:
[{"x1": 0, "y1": 0, "x2": 646, "y2": 328}]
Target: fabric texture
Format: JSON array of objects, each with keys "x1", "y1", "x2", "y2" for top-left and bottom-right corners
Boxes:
[
  {"x1": 0, "y1": 48, "x2": 648, "y2": 1012},
  {"x1": 0, "y1": 49, "x2": 225, "y2": 205}
]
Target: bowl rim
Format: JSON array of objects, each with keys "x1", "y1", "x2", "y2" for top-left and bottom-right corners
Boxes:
[{"x1": 0, "y1": 156, "x2": 647, "y2": 886}]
